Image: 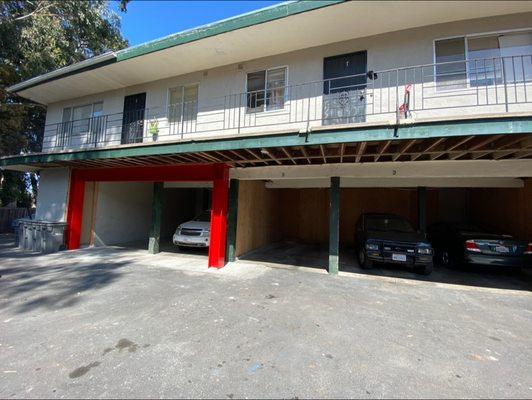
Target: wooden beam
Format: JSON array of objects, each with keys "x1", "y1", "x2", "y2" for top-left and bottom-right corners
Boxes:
[
  {"x1": 392, "y1": 140, "x2": 416, "y2": 161},
  {"x1": 375, "y1": 140, "x2": 391, "y2": 162},
  {"x1": 411, "y1": 137, "x2": 446, "y2": 161},
  {"x1": 227, "y1": 149, "x2": 251, "y2": 164},
  {"x1": 515, "y1": 150, "x2": 532, "y2": 159},
  {"x1": 300, "y1": 146, "x2": 311, "y2": 164},
  {"x1": 281, "y1": 147, "x2": 297, "y2": 165},
  {"x1": 213, "y1": 151, "x2": 244, "y2": 167},
  {"x1": 339, "y1": 143, "x2": 345, "y2": 163},
  {"x1": 320, "y1": 145, "x2": 327, "y2": 163},
  {"x1": 474, "y1": 135, "x2": 526, "y2": 160},
  {"x1": 432, "y1": 135, "x2": 474, "y2": 160},
  {"x1": 451, "y1": 135, "x2": 504, "y2": 160},
  {"x1": 355, "y1": 142, "x2": 367, "y2": 163},
  {"x1": 261, "y1": 148, "x2": 282, "y2": 165},
  {"x1": 245, "y1": 149, "x2": 269, "y2": 165}
]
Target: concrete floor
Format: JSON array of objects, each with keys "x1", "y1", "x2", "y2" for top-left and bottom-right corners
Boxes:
[
  {"x1": 240, "y1": 241, "x2": 532, "y2": 292},
  {"x1": 1, "y1": 235, "x2": 532, "y2": 399}
]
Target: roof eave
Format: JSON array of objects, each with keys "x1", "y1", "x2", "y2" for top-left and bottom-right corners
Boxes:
[
  {"x1": 7, "y1": 51, "x2": 117, "y2": 94},
  {"x1": 6, "y1": 0, "x2": 344, "y2": 96}
]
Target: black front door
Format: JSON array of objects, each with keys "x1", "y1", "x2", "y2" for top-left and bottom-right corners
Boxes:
[
  {"x1": 323, "y1": 51, "x2": 367, "y2": 125},
  {"x1": 121, "y1": 93, "x2": 146, "y2": 144}
]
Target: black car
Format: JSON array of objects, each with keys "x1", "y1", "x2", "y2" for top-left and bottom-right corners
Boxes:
[
  {"x1": 427, "y1": 222, "x2": 532, "y2": 269},
  {"x1": 355, "y1": 213, "x2": 434, "y2": 275}
]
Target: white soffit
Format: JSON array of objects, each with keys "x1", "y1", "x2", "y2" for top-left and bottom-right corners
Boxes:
[
  {"x1": 264, "y1": 177, "x2": 525, "y2": 188},
  {"x1": 15, "y1": 1, "x2": 532, "y2": 104},
  {"x1": 231, "y1": 160, "x2": 532, "y2": 180}
]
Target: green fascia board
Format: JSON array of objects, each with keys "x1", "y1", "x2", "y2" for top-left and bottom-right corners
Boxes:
[
  {"x1": 116, "y1": 0, "x2": 345, "y2": 61},
  {"x1": 1, "y1": 116, "x2": 531, "y2": 168}
]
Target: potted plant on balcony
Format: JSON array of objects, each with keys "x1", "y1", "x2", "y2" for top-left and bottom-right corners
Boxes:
[{"x1": 149, "y1": 119, "x2": 159, "y2": 141}]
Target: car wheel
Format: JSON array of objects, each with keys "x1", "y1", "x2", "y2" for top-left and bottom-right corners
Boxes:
[
  {"x1": 358, "y1": 248, "x2": 374, "y2": 269},
  {"x1": 415, "y1": 263, "x2": 433, "y2": 275}
]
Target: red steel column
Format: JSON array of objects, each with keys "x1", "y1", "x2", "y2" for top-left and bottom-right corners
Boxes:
[
  {"x1": 208, "y1": 166, "x2": 229, "y2": 268},
  {"x1": 65, "y1": 170, "x2": 85, "y2": 250}
]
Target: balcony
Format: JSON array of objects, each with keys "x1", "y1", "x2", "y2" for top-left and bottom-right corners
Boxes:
[{"x1": 41, "y1": 55, "x2": 532, "y2": 153}]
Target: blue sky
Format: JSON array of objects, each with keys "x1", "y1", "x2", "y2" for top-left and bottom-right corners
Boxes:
[{"x1": 114, "y1": 0, "x2": 285, "y2": 46}]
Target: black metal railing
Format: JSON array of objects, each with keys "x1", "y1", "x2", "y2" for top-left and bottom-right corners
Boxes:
[{"x1": 39, "y1": 54, "x2": 532, "y2": 153}]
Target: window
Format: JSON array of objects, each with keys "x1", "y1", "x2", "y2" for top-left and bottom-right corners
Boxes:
[
  {"x1": 499, "y1": 31, "x2": 532, "y2": 82},
  {"x1": 61, "y1": 102, "x2": 104, "y2": 136},
  {"x1": 62, "y1": 102, "x2": 104, "y2": 122},
  {"x1": 435, "y1": 30, "x2": 532, "y2": 88},
  {"x1": 168, "y1": 84, "x2": 199, "y2": 134},
  {"x1": 434, "y1": 38, "x2": 467, "y2": 89},
  {"x1": 246, "y1": 67, "x2": 287, "y2": 112},
  {"x1": 467, "y1": 35, "x2": 503, "y2": 86}
]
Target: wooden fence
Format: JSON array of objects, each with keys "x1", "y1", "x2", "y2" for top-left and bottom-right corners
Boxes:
[{"x1": 0, "y1": 208, "x2": 30, "y2": 233}]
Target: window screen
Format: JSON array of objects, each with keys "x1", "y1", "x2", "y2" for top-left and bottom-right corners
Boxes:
[
  {"x1": 266, "y1": 67, "x2": 287, "y2": 111},
  {"x1": 168, "y1": 84, "x2": 199, "y2": 132},
  {"x1": 247, "y1": 67, "x2": 287, "y2": 112},
  {"x1": 499, "y1": 31, "x2": 532, "y2": 82},
  {"x1": 435, "y1": 38, "x2": 467, "y2": 89},
  {"x1": 468, "y1": 36, "x2": 502, "y2": 86},
  {"x1": 247, "y1": 71, "x2": 266, "y2": 112}
]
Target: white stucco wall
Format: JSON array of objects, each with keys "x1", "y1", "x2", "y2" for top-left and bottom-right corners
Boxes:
[
  {"x1": 35, "y1": 168, "x2": 70, "y2": 222},
  {"x1": 42, "y1": 12, "x2": 532, "y2": 151},
  {"x1": 91, "y1": 182, "x2": 153, "y2": 246}
]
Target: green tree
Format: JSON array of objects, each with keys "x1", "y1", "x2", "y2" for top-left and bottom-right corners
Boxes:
[{"x1": 0, "y1": 0, "x2": 129, "y2": 207}]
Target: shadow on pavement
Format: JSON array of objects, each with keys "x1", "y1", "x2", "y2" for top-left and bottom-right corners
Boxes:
[{"x1": 0, "y1": 234, "x2": 128, "y2": 314}]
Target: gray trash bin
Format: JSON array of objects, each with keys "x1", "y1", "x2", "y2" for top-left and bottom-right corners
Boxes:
[
  {"x1": 12, "y1": 219, "x2": 24, "y2": 247},
  {"x1": 42, "y1": 222, "x2": 68, "y2": 253},
  {"x1": 17, "y1": 219, "x2": 67, "y2": 253}
]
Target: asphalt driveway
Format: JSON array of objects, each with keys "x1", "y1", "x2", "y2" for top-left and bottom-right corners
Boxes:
[{"x1": 1, "y1": 235, "x2": 531, "y2": 399}]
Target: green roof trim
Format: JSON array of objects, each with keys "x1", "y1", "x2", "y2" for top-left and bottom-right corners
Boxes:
[
  {"x1": 116, "y1": 0, "x2": 345, "y2": 62},
  {"x1": 1, "y1": 116, "x2": 531, "y2": 168}
]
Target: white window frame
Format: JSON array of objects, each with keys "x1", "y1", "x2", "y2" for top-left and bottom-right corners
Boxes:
[
  {"x1": 245, "y1": 65, "x2": 289, "y2": 114},
  {"x1": 166, "y1": 83, "x2": 200, "y2": 134},
  {"x1": 166, "y1": 83, "x2": 200, "y2": 114},
  {"x1": 433, "y1": 27, "x2": 532, "y2": 90},
  {"x1": 61, "y1": 101, "x2": 104, "y2": 122}
]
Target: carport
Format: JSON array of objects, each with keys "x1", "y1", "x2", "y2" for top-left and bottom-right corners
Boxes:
[
  {"x1": 230, "y1": 158, "x2": 532, "y2": 274},
  {"x1": 66, "y1": 163, "x2": 229, "y2": 268}
]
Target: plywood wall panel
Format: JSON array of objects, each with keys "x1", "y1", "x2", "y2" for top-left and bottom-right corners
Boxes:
[
  {"x1": 279, "y1": 188, "x2": 329, "y2": 244},
  {"x1": 469, "y1": 178, "x2": 532, "y2": 240},
  {"x1": 235, "y1": 180, "x2": 280, "y2": 257}
]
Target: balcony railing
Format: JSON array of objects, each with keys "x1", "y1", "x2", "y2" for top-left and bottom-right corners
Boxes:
[{"x1": 41, "y1": 54, "x2": 532, "y2": 153}]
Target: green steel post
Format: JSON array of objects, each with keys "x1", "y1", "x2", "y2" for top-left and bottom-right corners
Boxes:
[
  {"x1": 226, "y1": 179, "x2": 239, "y2": 262},
  {"x1": 418, "y1": 186, "x2": 427, "y2": 234},
  {"x1": 328, "y1": 176, "x2": 340, "y2": 275},
  {"x1": 148, "y1": 182, "x2": 163, "y2": 254}
]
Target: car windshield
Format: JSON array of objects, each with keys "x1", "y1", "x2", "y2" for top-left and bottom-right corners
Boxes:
[
  {"x1": 366, "y1": 216, "x2": 414, "y2": 233},
  {"x1": 194, "y1": 211, "x2": 211, "y2": 222}
]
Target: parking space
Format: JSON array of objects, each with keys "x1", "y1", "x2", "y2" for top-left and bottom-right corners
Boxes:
[
  {"x1": 240, "y1": 241, "x2": 532, "y2": 291},
  {"x1": 234, "y1": 180, "x2": 531, "y2": 285},
  {"x1": 80, "y1": 181, "x2": 212, "y2": 257}
]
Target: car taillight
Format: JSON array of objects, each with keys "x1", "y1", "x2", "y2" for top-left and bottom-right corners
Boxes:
[
  {"x1": 525, "y1": 243, "x2": 532, "y2": 255},
  {"x1": 465, "y1": 240, "x2": 481, "y2": 253}
]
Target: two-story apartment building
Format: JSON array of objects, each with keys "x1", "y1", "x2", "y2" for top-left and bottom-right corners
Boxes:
[{"x1": 2, "y1": 0, "x2": 532, "y2": 273}]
